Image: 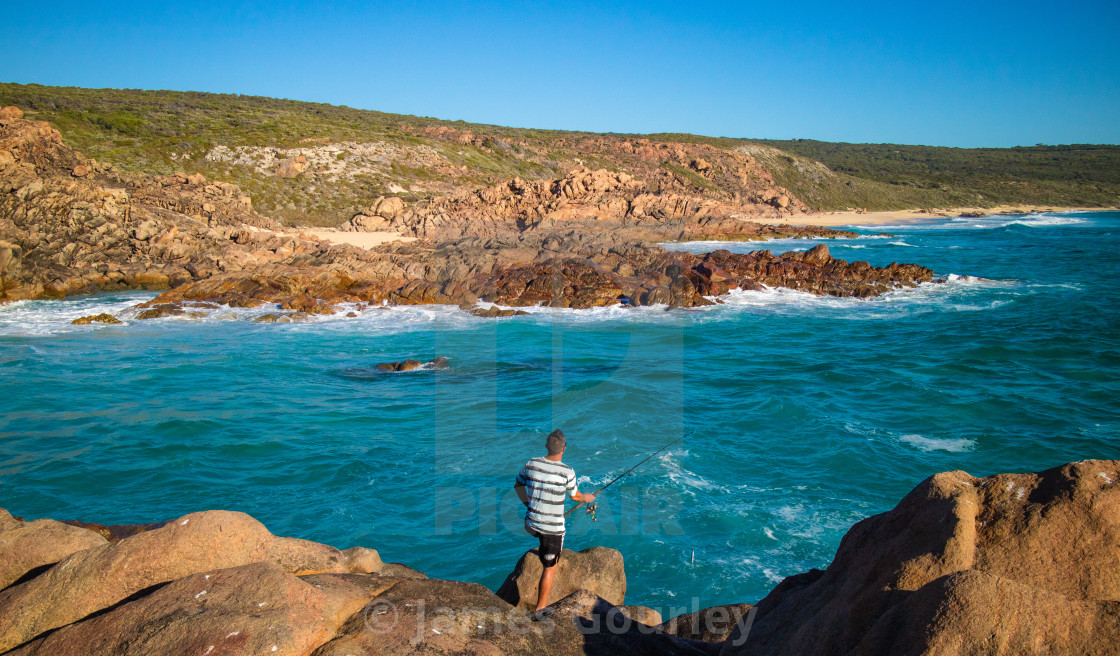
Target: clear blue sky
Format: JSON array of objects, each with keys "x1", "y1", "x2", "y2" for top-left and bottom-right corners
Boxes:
[{"x1": 3, "y1": 1, "x2": 1118, "y2": 147}]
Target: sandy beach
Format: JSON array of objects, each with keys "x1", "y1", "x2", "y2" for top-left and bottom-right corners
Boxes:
[
  {"x1": 290, "y1": 229, "x2": 416, "y2": 249},
  {"x1": 755, "y1": 205, "x2": 1117, "y2": 227}
]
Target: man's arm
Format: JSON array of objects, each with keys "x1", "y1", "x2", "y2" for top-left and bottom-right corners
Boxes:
[
  {"x1": 567, "y1": 471, "x2": 594, "y2": 503},
  {"x1": 515, "y1": 483, "x2": 529, "y2": 507},
  {"x1": 570, "y1": 488, "x2": 595, "y2": 503}
]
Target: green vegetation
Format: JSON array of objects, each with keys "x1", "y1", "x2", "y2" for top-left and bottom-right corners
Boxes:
[
  {"x1": 2, "y1": 82, "x2": 1116, "y2": 223},
  {"x1": 659, "y1": 161, "x2": 718, "y2": 192},
  {"x1": 652, "y1": 133, "x2": 1120, "y2": 211}
]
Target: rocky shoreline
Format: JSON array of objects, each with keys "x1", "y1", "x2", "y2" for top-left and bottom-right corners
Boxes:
[
  {"x1": 1, "y1": 460, "x2": 1115, "y2": 655},
  {"x1": 2, "y1": 106, "x2": 938, "y2": 320}
]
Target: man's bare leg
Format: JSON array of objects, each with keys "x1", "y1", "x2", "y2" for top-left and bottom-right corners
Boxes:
[{"x1": 535, "y1": 564, "x2": 557, "y2": 611}]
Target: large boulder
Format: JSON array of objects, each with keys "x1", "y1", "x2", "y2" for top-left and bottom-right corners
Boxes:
[
  {"x1": 722, "y1": 460, "x2": 1120, "y2": 656},
  {"x1": 7, "y1": 562, "x2": 392, "y2": 656},
  {"x1": 370, "y1": 195, "x2": 405, "y2": 219},
  {"x1": 495, "y1": 546, "x2": 626, "y2": 609},
  {"x1": 0, "y1": 510, "x2": 382, "y2": 652},
  {"x1": 855, "y1": 568, "x2": 1120, "y2": 656},
  {"x1": 0, "y1": 509, "x2": 108, "y2": 589}
]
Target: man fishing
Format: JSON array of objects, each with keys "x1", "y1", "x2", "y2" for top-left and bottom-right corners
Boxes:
[{"x1": 514, "y1": 429, "x2": 595, "y2": 612}]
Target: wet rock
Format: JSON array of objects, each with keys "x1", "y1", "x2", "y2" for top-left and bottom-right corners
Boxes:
[
  {"x1": 375, "y1": 357, "x2": 449, "y2": 372},
  {"x1": 279, "y1": 295, "x2": 337, "y2": 315},
  {"x1": 135, "y1": 303, "x2": 185, "y2": 320},
  {"x1": 495, "y1": 546, "x2": 626, "y2": 610},
  {"x1": 252, "y1": 312, "x2": 310, "y2": 323},
  {"x1": 469, "y1": 306, "x2": 531, "y2": 317},
  {"x1": 70, "y1": 313, "x2": 121, "y2": 325}
]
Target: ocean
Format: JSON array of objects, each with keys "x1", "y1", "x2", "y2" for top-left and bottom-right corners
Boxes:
[{"x1": 2, "y1": 211, "x2": 1118, "y2": 612}]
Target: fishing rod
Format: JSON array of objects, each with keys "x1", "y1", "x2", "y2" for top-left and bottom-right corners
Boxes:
[{"x1": 565, "y1": 436, "x2": 684, "y2": 519}]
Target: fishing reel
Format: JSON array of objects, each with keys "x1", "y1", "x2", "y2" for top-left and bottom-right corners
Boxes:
[{"x1": 585, "y1": 503, "x2": 598, "y2": 521}]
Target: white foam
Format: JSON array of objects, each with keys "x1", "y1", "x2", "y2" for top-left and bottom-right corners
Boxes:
[
  {"x1": 654, "y1": 449, "x2": 723, "y2": 496},
  {"x1": 659, "y1": 234, "x2": 889, "y2": 256},
  {"x1": 0, "y1": 293, "x2": 157, "y2": 336},
  {"x1": 890, "y1": 212, "x2": 1090, "y2": 232},
  {"x1": 888, "y1": 240, "x2": 918, "y2": 247},
  {"x1": 709, "y1": 273, "x2": 1015, "y2": 318},
  {"x1": 900, "y1": 434, "x2": 976, "y2": 453},
  {"x1": 761, "y1": 568, "x2": 785, "y2": 584},
  {"x1": 997, "y1": 214, "x2": 1087, "y2": 228}
]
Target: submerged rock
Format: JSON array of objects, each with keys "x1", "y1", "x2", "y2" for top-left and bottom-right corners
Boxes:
[{"x1": 375, "y1": 356, "x2": 450, "y2": 372}]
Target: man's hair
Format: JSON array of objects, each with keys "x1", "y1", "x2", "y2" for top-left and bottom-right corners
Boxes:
[{"x1": 546, "y1": 429, "x2": 566, "y2": 455}]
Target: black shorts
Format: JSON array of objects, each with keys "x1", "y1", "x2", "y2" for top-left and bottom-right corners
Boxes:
[{"x1": 526, "y1": 524, "x2": 564, "y2": 567}]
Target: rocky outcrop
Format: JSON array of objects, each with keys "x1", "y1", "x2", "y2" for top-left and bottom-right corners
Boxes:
[
  {"x1": 496, "y1": 546, "x2": 628, "y2": 610},
  {"x1": 341, "y1": 166, "x2": 813, "y2": 244},
  {"x1": 0, "y1": 509, "x2": 382, "y2": 652},
  {"x1": 0, "y1": 507, "x2": 704, "y2": 656},
  {"x1": 724, "y1": 459, "x2": 1120, "y2": 656},
  {"x1": 1, "y1": 461, "x2": 1116, "y2": 655},
  {"x1": 0, "y1": 109, "x2": 326, "y2": 303},
  {"x1": 2, "y1": 108, "x2": 941, "y2": 314},
  {"x1": 310, "y1": 579, "x2": 712, "y2": 656}
]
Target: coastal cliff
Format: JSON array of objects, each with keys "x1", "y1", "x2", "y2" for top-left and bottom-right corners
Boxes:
[
  {"x1": 0, "y1": 106, "x2": 939, "y2": 317},
  {"x1": 1, "y1": 460, "x2": 1115, "y2": 655}
]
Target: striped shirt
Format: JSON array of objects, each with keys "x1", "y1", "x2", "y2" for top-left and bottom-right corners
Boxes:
[{"x1": 515, "y1": 457, "x2": 578, "y2": 535}]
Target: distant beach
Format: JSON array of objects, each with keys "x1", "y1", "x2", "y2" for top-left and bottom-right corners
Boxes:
[{"x1": 757, "y1": 205, "x2": 1118, "y2": 227}]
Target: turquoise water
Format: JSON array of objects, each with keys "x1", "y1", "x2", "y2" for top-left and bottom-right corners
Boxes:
[{"x1": 2, "y1": 211, "x2": 1118, "y2": 611}]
